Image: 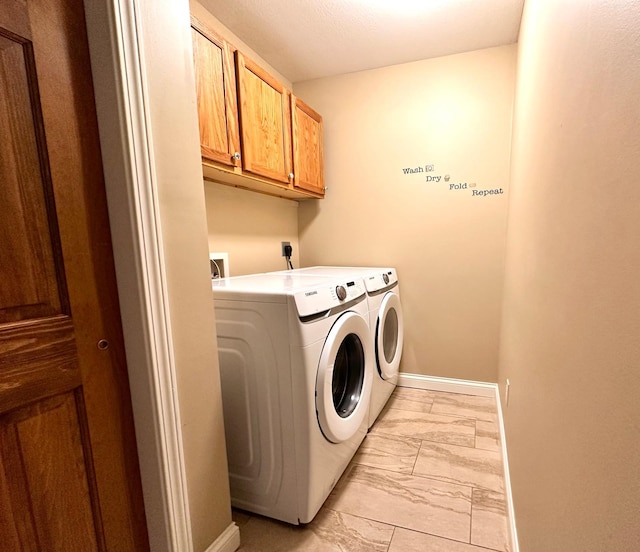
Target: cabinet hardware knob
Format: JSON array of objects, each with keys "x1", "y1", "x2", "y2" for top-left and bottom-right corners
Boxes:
[
  {"x1": 232, "y1": 152, "x2": 241, "y2": 160},
  {"x1": 288, "y1": 173, "x2": 294, "y2": 180},
  {"x1": 97, "y1": 339, "x2": 109, "y2": 350},
  {"x1": 324, "y1": 186, "x2": 328, "y2": 191}
]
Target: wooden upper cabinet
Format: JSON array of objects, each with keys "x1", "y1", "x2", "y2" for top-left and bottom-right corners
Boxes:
[
  {"x1": 292, "y1": 95, "x2": 325, "y2": 195},
  {"x1": 235, "y1": 52, "x2": 293, "y2": 184},
  {"x1": 190, "y1": 19, "x2": 325, "y2": 200},
  {"x1": 191, "y1": 18, "x2": 240, "y2": 167}
]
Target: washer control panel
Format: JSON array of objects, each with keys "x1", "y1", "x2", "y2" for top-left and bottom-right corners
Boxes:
[{"x1": 294, "y1": 279, "x2": 365, "y2": 317}]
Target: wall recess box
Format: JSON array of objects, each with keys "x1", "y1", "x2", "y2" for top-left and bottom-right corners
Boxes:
[{"x1": 209, "y1": 252, "x2": 229, "y2": 279}]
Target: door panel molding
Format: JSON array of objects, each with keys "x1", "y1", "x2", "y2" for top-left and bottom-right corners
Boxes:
[
  {"x1": 0, "y1": 391, "x2": 105, "y2": 551},
  {"x1": 0, "y1": 29, "x2": 69, "y2": 324},
  {"x1": 83, "y1": 1, "x2": 192, "y2": 551},
  {"x1": 0, "y1": 316, "x2": 79, "y2": 415}
]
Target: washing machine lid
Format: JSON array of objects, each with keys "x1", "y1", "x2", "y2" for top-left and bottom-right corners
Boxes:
[
  {"x1": 213, "y1": 272, "x2": 340, "y2": 295},
  {"x1": 316, "y1": 311, "x2": 373, "y2": 443},
  {"x1": 274, "y1": 266, "x2": 398, "y2": 294},
  {"x1": 212, "y1": 273, "x2": 366, "y2": 317}
]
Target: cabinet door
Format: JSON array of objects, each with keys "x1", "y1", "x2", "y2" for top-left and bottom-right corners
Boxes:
[
  {"x1": 236, "y1": 52, "x2": 292, "y2": 184},
  {"x1": 191, "y1": 20, "x2": 240, "y2": 167},
  {"x1": 292, "y1": 96, "x2": 325, "y2": 196}
]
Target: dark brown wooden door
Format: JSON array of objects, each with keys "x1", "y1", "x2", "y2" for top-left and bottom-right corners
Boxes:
[{"x1": 0, "y1": 1, "x2": 149, "y2": 550}]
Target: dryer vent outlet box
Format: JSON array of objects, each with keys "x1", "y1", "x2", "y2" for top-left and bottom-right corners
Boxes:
[{"x1": 210, "y1": 252, "x2": 229, "y2": 279}]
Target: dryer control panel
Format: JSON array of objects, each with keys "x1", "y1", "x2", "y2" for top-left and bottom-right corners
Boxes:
[
  {"x1": 294, "y1": 279, "x2": 366, "y2": 317},
  {"x1": 362, "y1": 269, "x2": 398, "y2": 294}
]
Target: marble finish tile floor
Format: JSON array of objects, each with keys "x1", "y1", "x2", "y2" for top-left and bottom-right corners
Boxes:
[{"x1": 235, "y1": 387, "x2": 511, "y2": 551}]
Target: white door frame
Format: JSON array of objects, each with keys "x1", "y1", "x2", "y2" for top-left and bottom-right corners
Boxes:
[{"x1": 83, "y1": 1, "x2": 192, "y2": 550}]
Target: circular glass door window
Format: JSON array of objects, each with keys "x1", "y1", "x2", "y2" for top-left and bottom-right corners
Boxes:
[
  {"x1": 332, "y1": 333, "x2": 365, "y2": 418},
  {"x1": 376, "y1": 292, "x2": 404, "y2": 381},
  {"x1": 383, "y1": 308, "x2": 399, "y2": 363}
]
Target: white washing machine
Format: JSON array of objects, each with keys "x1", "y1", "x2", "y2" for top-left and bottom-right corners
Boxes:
[
  {"x1": 272, "y1": 267, "x2": 404, "y2": 428},
  {"x1": 212, "y1": 273, "x2": 373, "y2": 524}
]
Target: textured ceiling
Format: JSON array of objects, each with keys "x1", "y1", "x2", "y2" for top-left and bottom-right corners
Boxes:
[{"x1": 198, "y1": 0, "x2": 525, "y2": 83}]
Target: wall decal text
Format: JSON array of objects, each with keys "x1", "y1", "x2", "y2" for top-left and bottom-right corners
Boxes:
[
  {"x1": 472, "y1": 188, "x2": 504, "y2": 197},
  {"x1": 401, "y1": 163, "x2": 504, "y2": 198}
]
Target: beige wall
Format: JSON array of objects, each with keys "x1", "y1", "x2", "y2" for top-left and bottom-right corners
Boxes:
[
  {"x1": 138, "y1": 1, "x2": 231, "y2": 550},
  {"x1": 192, "y1": 0, "x2": 300, "y2": 276},
  {"x1": 204, "y1": 182, "x2": 300, "y2": 275},
  {"x1": 295, "y1": 46, "x2": 516, "y2": 382},
  {"x1": 499, "y1": 1, "x2": 640, "y2": 550}
]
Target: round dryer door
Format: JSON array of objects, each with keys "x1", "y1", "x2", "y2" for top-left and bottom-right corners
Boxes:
[
  {"x1": 375, "y1": 292, "x2": 404, "y2": 381},
  {"x1": 316, "y1": 312, "x2": 372, "y2": 443}
]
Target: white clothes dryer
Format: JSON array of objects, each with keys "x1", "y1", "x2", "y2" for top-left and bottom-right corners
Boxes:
[
  {"x1": 212, "y1": 273, "x2": 373, "y2": 524},
  {"x1": 272, "y1": 267, "x2": 404, "y2": 428}
]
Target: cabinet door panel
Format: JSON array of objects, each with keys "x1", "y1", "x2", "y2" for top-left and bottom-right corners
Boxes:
[
  {"x1": 191, "y1": 21, "x2": 239, "y2": 167},
  {"x1": 236, "y1": 52, "x2": 292, "y2": 184},
  {"x1": 292, "y1": 96, "x2": 324, "y2": 196}
]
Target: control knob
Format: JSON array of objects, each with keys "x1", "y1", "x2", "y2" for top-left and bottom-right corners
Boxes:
[
  {"x1": 335, "y1": 285, "x2": 347, "y2": 301},
  {"x1": 382, "y1": 273, "x2": 390, "y2": 285}
]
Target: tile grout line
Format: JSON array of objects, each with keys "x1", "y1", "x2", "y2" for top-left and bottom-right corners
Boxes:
[
  {"x1": 474, "y1": 418, "x2": 478, "y2": 449},
  {"x1": 411, "y1": 439, "x2": 423, "y2": 475},
  {"x1": 372, "y1": 427, "x2": 479, "y2": 450},
  {"x1": 350, "y1": 459, "x2": 475, "y2": 492},
  {"x1": 374, "y1": 514, "x2": 504, "y2": 552},
  {"x1": 385, "y1": 525, "x2": 396, "y2": 552},
  {"x1": 469, "y1": 487, "x2": 475, "y2": 545}
]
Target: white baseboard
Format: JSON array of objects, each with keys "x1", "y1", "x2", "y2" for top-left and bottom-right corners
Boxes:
[
  {"x1": 398, "y1": 372, "x2": 519, "y2": 551},
  {"x1": 397, "y1": 373, "x2": 496, "y2": 397},
  {"x1": 204, "y1": 522, "x2": 240, "y2": 552},
  {"x1": 494, "y1": 386, "x2": 520, "y2": 552}
]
